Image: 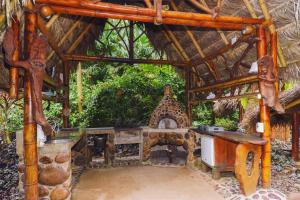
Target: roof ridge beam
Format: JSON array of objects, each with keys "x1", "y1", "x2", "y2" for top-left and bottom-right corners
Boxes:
[{"x1": 36, "y1": 0, "x2": 264, "y2": 25}]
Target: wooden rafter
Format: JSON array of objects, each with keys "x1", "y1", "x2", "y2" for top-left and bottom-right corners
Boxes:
[
  {"x1": 242, "y1": 0, "x2": 287, "y2": 67},
  {"x1": 189, "y1": 74, "x2": 258, "y2": 93},
  {"x1": 64, "y1": 54, "x2": 190, "y2": 66},
  {"x1": 170, "y1": 0, "x2": 220, "y2": 80},
  {"x1": 45, "y1": 14, "x2": 59, "y2": 28},
  {"x1": 47, "y1": 16, "x2": 83, "y2": 61},
  {"x1": 66, "y1": 18, "x2": 96, "y2": 54},
  {"x1": 199, "y1": 0, "x2": 229, "y2": 45},
  {"x1": 37, "y1": 16, "x2": 66, "y2": 61},
  {"x1": 192, "y1": 33, "x2": 255, "y2": 66},
  {"x1": 190, "y1": 92, "x2": 258, "y2": 104}
]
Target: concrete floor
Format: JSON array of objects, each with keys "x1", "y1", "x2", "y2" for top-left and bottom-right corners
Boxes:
[{"x1": 72, "y1": 166, "x2": 224, "y2": 200}]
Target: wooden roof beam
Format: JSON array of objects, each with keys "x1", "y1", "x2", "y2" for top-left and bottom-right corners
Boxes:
[
  {"x1": 189, "y1": 74, "x2": 258, "y2": 93},
  {"x1": 66, "y1": 18, "x2": 95, "y2": 54},
  {"x1": 47, "y1": 16, "x2": 83, "y2": 61},
  {"x1": 64, "y1": 54, "x2": 191, "y2": 66},
  {"x1": 170, "y1": 0, "x2": 220, "y2": 80},
  {"x1": 36, "y1": 0, "x2": 264, "y2": 25},
  {"x1": 37, "y1": 16, "x2": 66, "y2": 62},
  {"x1": 191, "y1": 32, "x2": 255, "y2": 66}
]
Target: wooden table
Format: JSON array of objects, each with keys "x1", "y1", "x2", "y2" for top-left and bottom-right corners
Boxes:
[{"x1": 192, "y1": 129, "x2": 267, "y2": 196}]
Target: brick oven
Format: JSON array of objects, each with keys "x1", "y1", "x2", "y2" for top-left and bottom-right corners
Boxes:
[{"x1": 143, "y1": 85, "x2": 195, "y2": 165}]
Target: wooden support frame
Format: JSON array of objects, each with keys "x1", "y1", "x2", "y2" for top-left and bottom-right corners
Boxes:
[
  {"x1": 190, "y1": 92, "x2": 258, "y2": 104},
  {"x1": 24, "y1": 10, "x2": 39, "y2": 200},
  {"x1": 64, "y1": 54, "x2": 190, "y2": 66},
  {"x1": 189, "y1": 74, "x2": 258, "y2": 93},
  {"x1": 62, "y1": 61, "x2": 70, "y2": 128},
  {"x1": 292, "y1": 112, "x2": 299, "y2": 161},
  {"x1": 47, "y1": 16, "x2": 83, "y2": 61},
  {"x1": 257, "y1": 25, "x2": 271, "y2": 189},
  {"x1": 169, "y1": 0, "x2": 220, "y2": 81},
  {"x1": 37, "y1": 16, "x2": 66, "y2": 62},
  {"x1": 36, "y1": 0, "x2": 263, "y2": 30}
]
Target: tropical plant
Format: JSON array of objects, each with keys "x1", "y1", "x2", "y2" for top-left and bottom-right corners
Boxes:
[{"x1": 0, "y1": 92, "x2": 23, "y2": 143}]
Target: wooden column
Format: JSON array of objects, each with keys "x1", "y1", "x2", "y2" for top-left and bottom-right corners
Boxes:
[
  {"x1": 9, "y1": 16, "x2": 20, "y2": 98},
  {"x1": 292, "y1": 113, "x2": 299, "y2": 161},
  {"x1": 257, "y1": 26, "x2": 271, "y2": 188},
  {"x1": 129, "y1": 21, "x2": 134, "y2": 60},
  {"x1": 63, "y1": 61, "x2": 70, "y2": 128},
  {"x1": 270, "y1": 32, "x2": 278, "y2": 96},
  {"x1": 76, "y1": 62, "x2": 83, "y2": 113},
  {"x1": 24, "y1": 11, "x2": 39, "y2": 200},
  {"x1": 185, "y1": 68, "x2": 192, "y2": 126}
]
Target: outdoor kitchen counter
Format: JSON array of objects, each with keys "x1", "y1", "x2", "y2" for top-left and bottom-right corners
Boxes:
[
  {"x1": 191, "y1": 129, "x2": 267, "y2": 145},
  {"x1": 191, "y1": 129, "x2": 267, "y2": 196}
]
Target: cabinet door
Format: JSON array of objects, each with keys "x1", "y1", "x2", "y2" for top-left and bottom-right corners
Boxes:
[{"x1": 201, "y1": 136, "x2": 215, "y2": 167}]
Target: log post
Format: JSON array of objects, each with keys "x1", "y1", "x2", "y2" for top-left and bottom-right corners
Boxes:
[
  {"x1": 257, "y1": 25, "x2": 271, "y2": 188},
  {"x1": 185, "y1": 68, "x2": 192, "y2": 126},
  {"x1": 129, "y1": 21, "x2": 134, "y2": 60},
  {"x1": 24, "y1": 11, "x2": 39, "y2": 200},
  {"x1": 63, "y1": 61, "x2": 70, "y2": 128},
  {"x1": 292, "y1": 113, "x2": 299, "y2": 161},
  {"x1": 9, "y1": 16, "x2": 20, "y2": 99},
  {"x1": 76, "y1": 62, "x2": 83, "y2": 113},
  {"x1": 270, "y1": 32, "x2": 278, "y2": 97}
]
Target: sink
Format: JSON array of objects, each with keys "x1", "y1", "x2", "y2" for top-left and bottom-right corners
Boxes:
[{"x1": 46, "y1": 138, "x2": 72, "y2": 144}]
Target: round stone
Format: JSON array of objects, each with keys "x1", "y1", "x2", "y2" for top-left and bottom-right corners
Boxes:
[
  {"x1": 39, "y1": 166, "x2": 69, "y2": 186},
  {"x1": 50, "y1": 187, "x2": 70, "y2": 200},
  {"x1": 39, "y1": 156, "x2": 53, "y2": 164},
  {"x1": 39, "y1": 185, "x2": 49, "y2": 197},
  {"x1": 18, "y1": 163, "x2": 25, "y2": 173},
  {"x1": 55, "y1": 153, "x2": 70, "y2": 164}
]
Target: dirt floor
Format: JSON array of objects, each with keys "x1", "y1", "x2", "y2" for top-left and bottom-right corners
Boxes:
[{"x1": 72, "y1": 166, "x2": 224, "y2": 200}]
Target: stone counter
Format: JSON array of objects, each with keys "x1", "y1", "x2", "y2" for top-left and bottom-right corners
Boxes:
[{"x1": 16, "y1": 130, "x2": 78, "y2": 200}]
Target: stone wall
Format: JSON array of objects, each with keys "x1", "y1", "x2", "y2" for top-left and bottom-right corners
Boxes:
[
  {"x1": 148, "y1": 85, "x2": 189, "y2": 128},
  {"x1": 17, "y1": 131, "x2": 72, "y2": 200}
]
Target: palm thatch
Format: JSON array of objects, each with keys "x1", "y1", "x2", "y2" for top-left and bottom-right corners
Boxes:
[{"x1": 240, "y1": 85, "x2": 300, "y2": 131}]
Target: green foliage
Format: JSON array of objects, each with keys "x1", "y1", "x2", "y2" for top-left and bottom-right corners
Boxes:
[{"x1": 0, "y1": 93, "x2": 23, "y2": 143}]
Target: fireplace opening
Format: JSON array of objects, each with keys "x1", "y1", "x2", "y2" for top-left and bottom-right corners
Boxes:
[{"x1": 150, "y1": 145, "x2": 187, "y2": 166}]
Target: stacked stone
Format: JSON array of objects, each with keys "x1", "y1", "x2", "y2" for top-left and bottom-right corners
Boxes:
[
  {"x1": 17, "y1": 140, "x2": 72, "y2": 200},
  {"x1": 148, "y1": 85, "x2": 189, "y2": 128}
]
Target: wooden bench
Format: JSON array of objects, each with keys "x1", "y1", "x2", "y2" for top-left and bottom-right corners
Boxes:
[{"x1": 193, "y1": 129, "x2": 267, "y2": 196}]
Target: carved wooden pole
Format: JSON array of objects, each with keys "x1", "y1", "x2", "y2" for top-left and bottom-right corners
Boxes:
[
  {"x1": 24, "y1": 11, "x2": 39, "y2": 200},
  {"x1": 9, "y1": 16, "x2": 20, "y2": 98},
  {"x1": 63, "y1": 61, "x2": 70, "y2": 128},
  {"x1": 257, "y1": 25, "x2": 271, "y2": 188},
  {"x1": 292, "y1": 113, "x2": 299, "y2": 161},
  {"x1": 270, "y1": 32, "x2": 278, "y2": 97}
]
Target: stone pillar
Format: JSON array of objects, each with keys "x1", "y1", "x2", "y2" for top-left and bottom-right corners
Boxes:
[{"x1": 17, "y1": 130, "x2": 72, "y2": 200}]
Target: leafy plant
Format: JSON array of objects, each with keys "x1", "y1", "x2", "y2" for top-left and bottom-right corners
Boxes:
[{"x1": 0, "y1": 92, "x2": 23, "y2": 143}]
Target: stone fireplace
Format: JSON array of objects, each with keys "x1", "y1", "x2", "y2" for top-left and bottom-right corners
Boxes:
[
  {"x1": 148, "y1": 85, "x2": 190, "y2": 129},
  {"x1": 143, "y1": 85, "x2": 195, "y2": 165}
]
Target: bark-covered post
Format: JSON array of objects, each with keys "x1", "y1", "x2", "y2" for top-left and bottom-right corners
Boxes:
[
  {"x1": 9, "y1": 16, "x2": 20, "y2": 98},
  {"x1": 185, "y1": 68, "x2": 192, "y2": 126},
  {"x1": 24, "y1": 11, "x2": 39, "y2": 200},
  {"x1": 62, "y1": 61, "x2": 70, "y2": 128},
  {"x1": 292, "y1": 113, "x2": 299, "y2": 161},
  {"x1": 257, "y1": 25, "x2": 271, "y2": 188}
]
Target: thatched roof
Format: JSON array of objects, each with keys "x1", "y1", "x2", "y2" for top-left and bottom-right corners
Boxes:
[
  {"x1": 0, "y1": 0, "x2": 299, "y2": 93},
  {"x1": 239, "y1": 85, "x2": 300, "y2": 131}
]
